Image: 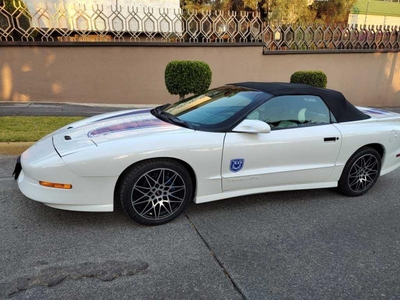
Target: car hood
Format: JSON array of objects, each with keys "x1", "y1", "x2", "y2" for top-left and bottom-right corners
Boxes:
[{"x1": 52, "y1": 108, "x2": 190, "y2": 157}]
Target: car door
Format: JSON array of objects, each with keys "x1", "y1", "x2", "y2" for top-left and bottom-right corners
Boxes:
[{"x1": 221, "y1": 95, "x2": 342, "y2": 192}]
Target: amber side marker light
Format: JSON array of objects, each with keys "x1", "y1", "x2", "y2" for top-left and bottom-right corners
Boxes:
[{"x1": 39, "y1": 181, "x2": 72, "y2": 189}]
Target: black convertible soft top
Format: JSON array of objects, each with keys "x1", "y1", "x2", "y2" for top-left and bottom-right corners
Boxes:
[{"x1": 231, "y1": 82, "x2": 370, "y2": 123}]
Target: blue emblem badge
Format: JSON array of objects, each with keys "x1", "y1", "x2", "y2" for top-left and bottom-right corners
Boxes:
[{"x1": 230, "y1": 159, "x2": 245, "y2": 172}]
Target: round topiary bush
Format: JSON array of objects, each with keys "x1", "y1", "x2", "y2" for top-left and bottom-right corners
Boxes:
[
  {"x1": 290, "y1": 71, "x2": 327, "y2": 88},
  {"x1": 165, "y1": 61, "x2": 212, "y2": 100}
]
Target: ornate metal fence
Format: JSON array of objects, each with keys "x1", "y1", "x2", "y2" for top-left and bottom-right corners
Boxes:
[
  {"x1": 263, "y1": 23, "x2": 400, "y2": 52},
  {"x1": 0, "y1": 1, "x2": 399, "y2": 52}
]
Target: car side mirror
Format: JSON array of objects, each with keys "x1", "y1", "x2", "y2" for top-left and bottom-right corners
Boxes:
[{"x1": 232, "y1": 119, "x2": 271, "y2": 134}]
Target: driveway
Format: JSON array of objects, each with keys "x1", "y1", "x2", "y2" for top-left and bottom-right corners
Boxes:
[{"x1": 1, "y1": 154, "x2": 400, "y2": 299}]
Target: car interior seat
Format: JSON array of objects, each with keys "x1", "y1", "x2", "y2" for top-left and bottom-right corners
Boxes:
[{"x1": 298, "y1": 108, "x2": 307, "y2": 124}]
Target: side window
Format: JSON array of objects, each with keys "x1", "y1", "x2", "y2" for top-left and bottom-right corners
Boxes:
[{"x1": 246, "y1": 95, "x2": 331, "y2": 129}]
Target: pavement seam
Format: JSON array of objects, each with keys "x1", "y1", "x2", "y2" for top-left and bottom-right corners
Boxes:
[{"x1": 185, "y1": 213, "x2": 246, "y2": 300}]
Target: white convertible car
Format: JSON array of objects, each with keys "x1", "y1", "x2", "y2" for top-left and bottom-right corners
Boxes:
[{"x1": 14, "y1": 82, "x2": 400, "y2": 225}]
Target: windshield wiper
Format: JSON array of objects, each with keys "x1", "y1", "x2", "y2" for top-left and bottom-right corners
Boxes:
[
  {"x1": 161, "y1": 112, "x2": 194, "y2": 130},
  {"x1": 151, "y1": 103, "x2": 170, "y2": 117},
  {"x1": 151, "y1": 104, "x2": 194, "y2": 130}
]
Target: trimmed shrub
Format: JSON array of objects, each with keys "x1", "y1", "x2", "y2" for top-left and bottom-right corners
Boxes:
[
  {"x1": 165, "y1": 60, "x2": 212, "y2": 99},
  {"x1": 290, "y1": 71, "x2": 327, "y2": 88}
]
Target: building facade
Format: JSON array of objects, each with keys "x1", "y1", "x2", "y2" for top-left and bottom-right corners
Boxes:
[{"x1": 348, "y1": 0, "x2": 400, "y2": 26}]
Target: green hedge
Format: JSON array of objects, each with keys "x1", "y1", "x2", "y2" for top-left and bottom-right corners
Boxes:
[
  {"x1": 165, "y1": 61, "x2": 212, "y2": 99},
  {"x1": 290, "y1": 71, "x2": 327, "y2": 88}
]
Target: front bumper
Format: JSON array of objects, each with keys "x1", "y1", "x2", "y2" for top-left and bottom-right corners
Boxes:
[{"x1": 16, "y1": 137, "x2": 116, "y2": 212}]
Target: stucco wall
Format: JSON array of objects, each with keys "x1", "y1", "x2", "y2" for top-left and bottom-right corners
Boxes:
[{"x1": 0, "y1": 46, "x2": 399, "y2": 106}]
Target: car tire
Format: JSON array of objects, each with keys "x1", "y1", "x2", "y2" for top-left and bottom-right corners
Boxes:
[
  {"x1": 338, "y1": 147, "x2": 381, "y2": 197},
  {"x1": 119, "y1": 159, "x2": 193, "y2": 225}
]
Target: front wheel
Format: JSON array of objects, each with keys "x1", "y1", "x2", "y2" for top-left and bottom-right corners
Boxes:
[
  {"x1": 338, "y1": 147, "x2": 381, "y2": 197},
  {"x1": 119, "y1": 159, "x2": 193, "y2": 225}
]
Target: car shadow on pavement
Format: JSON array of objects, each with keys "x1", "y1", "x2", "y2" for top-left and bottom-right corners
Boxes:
[{"x1": 187, "y1": 187, "x2": 341, "y2": 216}]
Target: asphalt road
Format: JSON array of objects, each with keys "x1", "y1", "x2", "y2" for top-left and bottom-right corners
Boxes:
[{"x1": 1, "y1": 154, "x2": 400, "y2": 299}]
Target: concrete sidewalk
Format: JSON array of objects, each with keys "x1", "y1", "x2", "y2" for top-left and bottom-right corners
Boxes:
[{"x1": 0, "y1": 102, "x2": 152, "y2": 117}]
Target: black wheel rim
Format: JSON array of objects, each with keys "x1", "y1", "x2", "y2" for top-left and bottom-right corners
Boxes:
[
  {"x1": 347, "y1": 154, "x2": 379, "y2": 193},
  {"x1": 131, "y1": 168, "x2": 186, "y2": 221}
]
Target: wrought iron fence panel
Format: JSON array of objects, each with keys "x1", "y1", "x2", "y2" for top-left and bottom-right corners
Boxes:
[{"x1": 0, "y1": 1, "x2": 399, "y2": 51}]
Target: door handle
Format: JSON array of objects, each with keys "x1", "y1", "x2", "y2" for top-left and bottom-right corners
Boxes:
[{"x1": 324, "y1": 137, "x2": 339, "y2": 142}]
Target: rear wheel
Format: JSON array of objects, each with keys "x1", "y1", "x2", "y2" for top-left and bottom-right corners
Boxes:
[
  {"x1": 119, "y1": 159, "x2": 193, "y2": 225},
  {"x1": 338, "y1": 147, "x2": 381, "y2": 197}
]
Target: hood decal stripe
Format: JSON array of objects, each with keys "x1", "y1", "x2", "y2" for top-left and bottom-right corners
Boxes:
[{"x1": 88, "y1": 118, "x2": 173, "y2": 137}]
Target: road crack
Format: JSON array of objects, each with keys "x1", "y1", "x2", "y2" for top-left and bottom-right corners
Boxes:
[{"x1": 185, "y1": 213, "x2": 246, "y2": 300}]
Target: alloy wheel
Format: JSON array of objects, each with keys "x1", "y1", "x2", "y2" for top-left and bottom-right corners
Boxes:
[
  {"x1": 131, "y1": 168, "x2": 186, "y2": 221},
  {"x1": 347, "y1": 154, "x2": 379, "y2": 193}
]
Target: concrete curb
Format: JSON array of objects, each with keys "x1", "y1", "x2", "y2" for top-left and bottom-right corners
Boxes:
[{"x1": 0, "y1": 142, "x2": 33, "y2": 156}]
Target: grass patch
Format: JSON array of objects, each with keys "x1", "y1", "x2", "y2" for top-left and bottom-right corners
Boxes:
[{"x1": 0, "y1": 116, "x2": 84, "y2": 142}]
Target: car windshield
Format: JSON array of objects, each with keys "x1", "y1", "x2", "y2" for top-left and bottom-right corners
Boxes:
[{"x1": 157, "y1": 86, "x2": 268, "y2": 131}]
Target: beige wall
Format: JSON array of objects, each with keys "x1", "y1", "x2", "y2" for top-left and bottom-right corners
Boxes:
[{"x1": 0, "y1": 46, "x2": 399, "y2": 107}]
